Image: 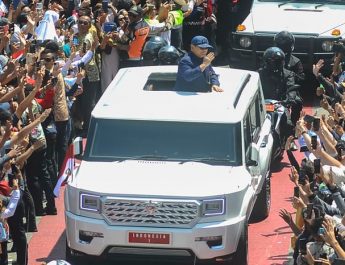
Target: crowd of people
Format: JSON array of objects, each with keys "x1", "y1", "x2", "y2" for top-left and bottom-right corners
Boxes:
[
  {"x1": 0, "y1": 0, "x2": 238, "y2": 263},
  {"x1": 0, "y1": 0, "x2": 343, "y2": 264},
  {"x1": 273, "y1": 40, "x2": 345, "y2": 264}
]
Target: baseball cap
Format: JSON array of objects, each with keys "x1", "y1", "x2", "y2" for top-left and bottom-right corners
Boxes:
[
  {"x1": 128, "y1": 5, "x2": 143, "y2": 16},
  {"x1": 191, "y1": 36, "x2": 213, "y2": 49}
]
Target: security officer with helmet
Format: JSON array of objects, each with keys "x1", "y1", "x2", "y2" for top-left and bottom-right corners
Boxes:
[
  {"x1": 259, "y1": 47, "x2": 303, "y2": 149},
  {"x1": 274, "y1": 31, "x2": 305, "y2": 84}
]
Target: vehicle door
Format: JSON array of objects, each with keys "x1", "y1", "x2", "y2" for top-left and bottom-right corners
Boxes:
[{"x1": 244, "y1": 91, "x2": 272, "y2": 195}]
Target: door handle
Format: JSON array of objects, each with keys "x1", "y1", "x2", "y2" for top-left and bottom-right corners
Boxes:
[{"x1": 260, "y1": 135, "x2": 269, "y2": 148}]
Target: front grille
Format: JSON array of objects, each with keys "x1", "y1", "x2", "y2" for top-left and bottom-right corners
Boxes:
[{"x1": 101, "y1": 198, "x2": 200, "y2": 228}]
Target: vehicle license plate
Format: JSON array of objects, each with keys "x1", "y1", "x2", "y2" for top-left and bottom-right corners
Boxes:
[
  {"x1": 128, "y1": 232, "x2": 170, "y2": 244},
  {"x1": 265, "y1": 104, "x2": 275, "y2": 112}
]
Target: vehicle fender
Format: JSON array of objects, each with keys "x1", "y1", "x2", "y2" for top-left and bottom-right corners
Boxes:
[{"x1": 239, "y1": 183, "x2": 256, "y2": 220}]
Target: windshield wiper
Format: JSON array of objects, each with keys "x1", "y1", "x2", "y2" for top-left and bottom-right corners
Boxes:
[
  {"x1": 278, "y1": 0, "x2": 298, "y2": 8},
  {"x1": 117, "y1": 155, "x2": 168, "y2": 162},
  {"x1": 180, "y1": 157, "x2": 231, "y2": 165}
]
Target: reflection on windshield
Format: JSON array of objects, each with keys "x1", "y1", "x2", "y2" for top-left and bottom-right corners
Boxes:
[
  {"x1": 88, "y1": 119, "x2": 242, "y2": 165},
  {"x1": 258, "y1": 0, "x2": 345, "y2": 3}
]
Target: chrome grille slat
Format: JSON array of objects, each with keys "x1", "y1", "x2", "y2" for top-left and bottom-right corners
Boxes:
[{"x1": 101, "y1": 198, "x2": 200, "y2": 228}]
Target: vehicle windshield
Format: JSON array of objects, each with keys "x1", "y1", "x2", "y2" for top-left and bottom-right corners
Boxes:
[
  {"x1": 258, "y1": 0, "x2": 345, "y2": 3},
  {"x1": 86, "y1": 119, "x2": 242, "y2": 165}
]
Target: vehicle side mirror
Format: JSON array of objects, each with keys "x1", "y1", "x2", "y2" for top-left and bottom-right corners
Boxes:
[
  {"x1": 246, "y1": 159, "x2": 258, "y2": 167},
  {"x1": 73, "y1": 137, "x2": 83, "y2": 158}
]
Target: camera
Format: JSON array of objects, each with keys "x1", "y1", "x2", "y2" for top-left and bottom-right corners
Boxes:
[{"x1": 333, "y1": 41, "x2": 345, "y2": 54}]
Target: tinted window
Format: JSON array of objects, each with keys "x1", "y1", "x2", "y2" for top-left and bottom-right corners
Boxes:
[{"x1": 86, "y1": 119, "x2": 242, "y2": 165}]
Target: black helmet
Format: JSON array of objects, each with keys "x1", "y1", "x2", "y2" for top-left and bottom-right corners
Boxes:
[
  {"x1": 263, "y1": 47, "x2": 285, "y2": 73},
  {"x1": 274, "y1": 31, "x2": 295, "y2": 54},
  {"x1": 142, "y1": 36, "x2": 168, "y2": 62},
  {"x1": 158, "y1": 45, "x2": 180, "y2": 65}
]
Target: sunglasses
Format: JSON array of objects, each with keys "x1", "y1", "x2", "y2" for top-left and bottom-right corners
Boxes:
[
  {"x1": 42, "y1": 57, "x2": 54, "y2": 62},
  {"x1": 78, "y1": 20, "x2": 89, "y2": 25},
  {"x1": 118, "y1": 17, "x2": 125, "y2": 20}
]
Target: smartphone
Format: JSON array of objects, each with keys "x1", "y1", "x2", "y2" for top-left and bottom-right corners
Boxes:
[
  {"x1": 333, "y1": 258, "x2": 345, "y2": 265},
  {"x1": 318, "y1": 227, "x2": 325, "y2": 236},
  {"x1": 11, "y1": 164, "x2": 18, "y2": 175},
  {"x1": 298, "y1": 169, "x2": 306, "y2": 185},
  {"x1": 300, "y1": 146, "x2": 309, "y2": 152},
  {"x1": 72, "y1": 35, "x2": 79, "y2": 46},
  {"x1": 19, "y1": 56, "x2": 26, "y2": 67},
  {"x1": 314, "y1": 159, "x2": 321, "y2": 174},
  {"x1": 311, "y1": 135, "x2": 317, "y2": 150},
  {"x1": 294, "y1": 186, "x2": 299, "y2": 198},
  {"x1": 319, "y1": 253, "x2": 327, "y2": 259},
  {"x1": 306, "y1": 203, "x2": 313, "y2": 219},
  {"x1": 36, "y1": 2, "x2": 43, "y2": 10},
  {"x1": 9, "y1": 23, "x2": 14, "y2": 34},
  {"x1": 337, "y1": 146, "x2": 343, "y2": 160},
  {"x1": 29, "y1": 43, "x2": 36, "y2": 54},
  {"x1": 82, "y1": 42, "x2": 87, "y2": 53},
  {"x1": 313, "y1": 118, "x2": 320, "y2": 132},
  {"x1": 51, "y1": 77, "x2": 58, "y2": 86},
  {"x1": 7, "y1": 173, "x2": 14, "y2": 187},
  {"x1": 35, "y1": 60, "x2": 41, "y2": 71},
  {"x1": 67, "y1": 0, "x2": 74, "y2": 16},
  {"x1": 299, "y1": 238, "x2": 307, "y2": 255},
  {"x1": 102, "y1": 0, "x2": 108, "y2": 12}
]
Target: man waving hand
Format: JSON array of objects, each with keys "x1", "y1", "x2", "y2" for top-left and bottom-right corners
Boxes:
[{"x1": 174, "y1": 36, "x2": 223, "y2": 93}]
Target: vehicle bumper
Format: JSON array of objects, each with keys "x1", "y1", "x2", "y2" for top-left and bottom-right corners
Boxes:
[{"x1": 65, "y1": 211, "x2": 246, "y2": 261}]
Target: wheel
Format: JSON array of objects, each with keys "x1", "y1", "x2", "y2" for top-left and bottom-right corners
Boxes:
[
  {"x1": 231, "y1": 221, "x2": 248, "y2": 265},
  {"x1": 271, "y1": 130, "x2": 284, "y2": 163},
  {"x1": 66, "y1": 240, "x2": 78, "y2": 264},
  {"x1": 66, "y1": 241, "x2": 89, "y2": 265},
  {"x1": 250, "y1": 171, "x2": 271, "y2": 222}
]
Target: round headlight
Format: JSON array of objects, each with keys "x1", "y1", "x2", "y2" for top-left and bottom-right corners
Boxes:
[
  {"x1": 239, "y1": 37, "x2": 252, "y2": 48},
  {"x1": 321, "y1": 41, "x2": 333, "y2": 52}
]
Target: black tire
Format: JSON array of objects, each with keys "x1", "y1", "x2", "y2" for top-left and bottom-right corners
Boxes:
[
  {"x1": 231, "y1": 221, "x2": 248, "y2": 265},
  {"x1": 66, "y1": 241, "x2": 88, "y2": 265},
  {"x1": 250, "y1": 172, "x2": 271, "y2": 222},
  {"x1": 271, "y1": 130, "x2": 284, "y2": 163}
]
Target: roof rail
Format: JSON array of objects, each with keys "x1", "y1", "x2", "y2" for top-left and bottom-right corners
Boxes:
[{"x1": 233, "y1": 73, "x2": 251, "y2": 108}]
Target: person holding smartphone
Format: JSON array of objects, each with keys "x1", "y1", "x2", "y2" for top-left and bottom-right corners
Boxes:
[{"x1": 174, "y1": 35, "x2": 223, "y2": 92}]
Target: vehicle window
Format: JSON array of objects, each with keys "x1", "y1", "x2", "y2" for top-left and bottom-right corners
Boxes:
[
  {"x1": 243, "y1": 114, "x2": 252, "y2": 160},
  {"x1": 87, "y1": 119, "x2": 242, "y2": 165},
  {"x1": 249, "y1": 93, "x2": 262, "y2": 142}
]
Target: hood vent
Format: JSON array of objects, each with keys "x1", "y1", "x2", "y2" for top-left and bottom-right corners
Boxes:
[{"x1": 137, "y1": 161, "x2": 166, "y2": 164}]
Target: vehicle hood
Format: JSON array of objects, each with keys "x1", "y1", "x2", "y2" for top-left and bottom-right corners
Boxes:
[
  {"x1": 250, "y1": 4, "x2": 345, "y2": 35},
  {"x1": 72, "y1": 160, "x2": 249, "y2": 197}
]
